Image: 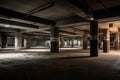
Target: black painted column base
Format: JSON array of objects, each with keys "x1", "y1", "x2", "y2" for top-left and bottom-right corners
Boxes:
[
  {"x1": 1, "y1": 34, "x2": 7, "y2": 48},
  {"x1": 50, "y1": 26, "x2": 59, "y2": 53},
  {"x1": 50, "y1": 41, "x2": 59, "y2": 53},
  {"x1": 103, "y1": 40, "x2": 109, "y2": 52},
  {"x1": 90, "y1": 21, "x2": 98, "y2": 57},
  {"x1": 90, "y1": 40, "x2": 98, "y2": 56}
]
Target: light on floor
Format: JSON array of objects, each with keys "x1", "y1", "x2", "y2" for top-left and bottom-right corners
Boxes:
[
  {"x1": 5, "y1": 24, "x2": 10, "y2": 27},
  {"x1": 0, "y1": 53, "x2": 24, "y2": 59}
]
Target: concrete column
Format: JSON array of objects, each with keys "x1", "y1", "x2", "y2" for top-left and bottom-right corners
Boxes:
[
  {"x1": 60, "y1": 35, "x2": 64, "y2": 48},
  {"x1": 90, "y1": 21, "x2": 98, "y2": 57},
  {"x1": 83, "y1": 30, "x2": 88, "y2": 49},
  {"x1": 32, "y1": 38, "x2": 36, "y2": 47},
  {"x1": 76, "y1": 37, "x2": 79, "y2": 47},
  {"x1": 15, "y1": 31, "x2": 22, "y2": 50},
  {"x1": 44, "y1": 39, "x2": 48, "y2": 47},
  {"x1": 98, "y1": 36, "x2": 102, "y2": 49},
  {"x1": 70, "y1": 37, "x2": 74, "y2": 47},
  {"x1": 119, "y1": 34, "x2": 120, "y2": 49},
  {"x1": 78, "y1": 37, "x2": 82, "y2": 47},
  {"x1": 103, "y1": 29, "x2": 110, "y2": 52},
  {"x1": 78, "y1": 37, "x2": 80, "y2": 47},
  {"x1": 114, "y1": 32, "x2": 119, "y2": 50},
  {"x1": 64, "y1": 40, "x2": 67, "y2": 47},
  {"x1": 50, "y1": 26, "x2": 59, "y2": 53},
  {"x1": 24, "y1": 35, "x2": 31, "y2": 49},
  {"x1": 1, "y1": 34, "x2": 7, "y2": 48}
]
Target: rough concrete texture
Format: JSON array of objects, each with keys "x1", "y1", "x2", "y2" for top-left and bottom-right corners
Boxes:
[{"x1": 0, "y1": 48, "x2": 120, "y2": 80}]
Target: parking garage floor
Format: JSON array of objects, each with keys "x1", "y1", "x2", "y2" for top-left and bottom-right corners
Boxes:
[{"x1": 0, "y1": 48, "x2": 120, "y2": 80}]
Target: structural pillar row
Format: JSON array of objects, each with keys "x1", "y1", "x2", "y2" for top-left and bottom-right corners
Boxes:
[
  {"x1": 83, "y1": 30, "x2": 88, "y2": 49},
  {"x1": 50, "y1": 26, "x2": 59, "y2": 53},
  {"x1": 103, "y1": 29, "x2": 110, "y2": 52},
  {"x1": 1, "y1": 33, "x2": 7, "y2": 48},
  {"x1": 15, "y1": 31, "x2": 22, "y2": 50},
  {"x1": 90, "y1": 21, "x2": 99, "y2": 57}
]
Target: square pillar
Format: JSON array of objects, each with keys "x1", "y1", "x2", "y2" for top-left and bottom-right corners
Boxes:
[
  {"x1": 24, "y1": 35, "x2": 31, "y2": 49},
  {"x1": 50, "y1": 26, "x2": 59, "y2": 53},
  {"x1": 90, "y1": 21, "x2": 98, "y2": 57},
  {"x1": 44, "y1": 39, "x2": 48, "y2": 47},
  {"x1": 15, "y1": 31, "x2": 22, "y2": 50},
  {"x1": 1, "y1": 33, "x2": 7, "y2": 48},
  {"x1": 103, "y1": 29, "x2": 110, "y2": 52},
  {"x1": 114, "y1": 32, "x2": 119, "y2": 50},
  {"x1": 83, "y1": 30, "x2": 88, "y2": 49},
  {"x1": 78, "y1": 37, "x2": 83, "y2": 47},
  {"x1": 70, "y1": 37, "x2": 74, "y2": 47},
  {"x1": 60, "y1": 35, "x2": 65, "y2": 48}
]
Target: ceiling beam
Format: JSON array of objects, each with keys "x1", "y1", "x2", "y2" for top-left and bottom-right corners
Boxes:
[
  {"x1": 59, "y1": 30, "x2": 76, "y2": 35},
  {"x1": 0, "y1": 18, "x2": 39, "y2": 29},
  {"x1": 0, "y1": 26, "x2": 20, "y2": 32},
  {"x1": 23, "y1": 33, "x2": 50, "y2": 37},
  {"x1": 0, "y1": 7, "x2": 55, "y2": 25},
  {"x1": 72, "y1": 27, "x2": 84, "y2": 32},
  {"x1": 45, "y1": 29, "x2": 76, "y2": 35}
]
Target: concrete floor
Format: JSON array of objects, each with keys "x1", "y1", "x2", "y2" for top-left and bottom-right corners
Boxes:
[{"x1": 0, "y1": 48, "x2": 120, "y2": 80}]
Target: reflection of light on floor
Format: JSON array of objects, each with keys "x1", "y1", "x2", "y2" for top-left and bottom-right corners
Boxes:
[
  {"x1": 0, "y1": 53, "x2": 25, "y2": 59},
  {"x1": 0, "y1": 53, "x2": 48, "y2": 60},
  {"x1": 21, "y1": 49, "x2": 50, "y2": 52},
  {"x1": 60, "y1": 48, "x2": 81, "y2": 50}
]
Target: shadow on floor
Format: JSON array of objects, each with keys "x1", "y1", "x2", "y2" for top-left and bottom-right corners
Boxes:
[{"x1": 51, "y1": 56, "x2": 92, "y2": 60}]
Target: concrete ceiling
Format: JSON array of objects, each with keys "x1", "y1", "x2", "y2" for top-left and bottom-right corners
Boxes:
[{"x1": 0, "y1": 0, "x2": 120, "y2": 36}]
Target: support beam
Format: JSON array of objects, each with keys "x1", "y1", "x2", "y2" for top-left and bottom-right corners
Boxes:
[
  {"x1": 90, "y1": 21, "x2": 98, "y2": 57},
  {"x1": 60, "y1": 35, "x2": 65, "y2": 48},
  {"x1": 0, "y1": 18, "x2": 39, "y2": 29},
  {"x1": 70, "y1": 37, "x2": 74, "y2": 47},
  {"x1": 1, "y1": 33, "x2": 7, "y2": 48},
  {"x1": 114, "y1": 32, "x2": 119, "y2": 50},
  {"x1": 15, "y1": 31, "x2": 22, "y2": 50},
  {"x1": 103, "y1": 29, "x2": 110, "y2": 53},
  {"x1": 24, "y1": 35, "x2": 31, "y2": 49},
  {"x1": 59, "y1": 30, "x2": 76, "y2": 35},
  {"x1": 83, "y1": 30, "x2": 88, "y2": 49},
  {"x1": 44, "y1": 39, "x2": 48, "y2": 47},
  {"x1": 78, "y1": 37, "x2": 82, "y2": 47},
  {"x1": 0, "y1": 7, "x2": 55, "y2": 25},
  {"x1": 50, "y1": 26, "x2": 59, "y2": 53}
]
